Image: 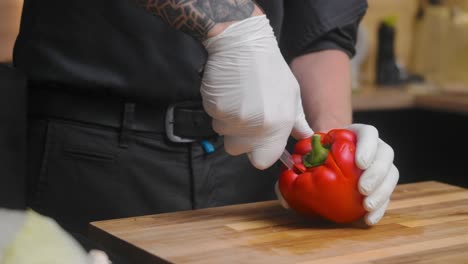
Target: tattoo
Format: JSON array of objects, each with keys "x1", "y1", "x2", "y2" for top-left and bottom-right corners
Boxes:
[{"x1": 136, "y1": 0, "x2": 255, "y2": 40}]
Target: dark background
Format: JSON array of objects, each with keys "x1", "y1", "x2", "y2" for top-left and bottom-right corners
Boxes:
[
  {"x1": 354, "y1": 108, "x2": 468, "y2": 188},
  {"x1": 0, "y1": 65, "x2": 26, "y2": 209}
]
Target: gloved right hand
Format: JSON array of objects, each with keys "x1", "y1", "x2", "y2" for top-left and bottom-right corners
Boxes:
[{"x1": 201, "y1": 15, "x2": 313, "y2": 170}]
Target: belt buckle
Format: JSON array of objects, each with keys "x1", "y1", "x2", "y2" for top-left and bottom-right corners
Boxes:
[{"x1": 165, "y1": 102, "x2": 196, "y2": 143}]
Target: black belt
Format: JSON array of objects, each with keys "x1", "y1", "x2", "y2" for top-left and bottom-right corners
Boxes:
[{"x1": 28, "y1": 88, "x2": 217, "y2": 143}]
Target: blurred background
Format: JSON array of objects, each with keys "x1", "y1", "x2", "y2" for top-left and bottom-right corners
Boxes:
[
  {"x1": 0, "y1": 0, "x2": 22, "y2": 63},
  {"x1": 1, "y1": 0, "x2": 468, "y2": 187}
]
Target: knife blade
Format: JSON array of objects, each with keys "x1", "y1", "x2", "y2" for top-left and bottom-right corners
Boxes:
[{"x1": 279, "y1": 149, "x2": 305, "y2": 173}]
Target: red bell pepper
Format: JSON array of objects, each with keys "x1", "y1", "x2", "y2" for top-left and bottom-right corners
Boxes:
[{"x1": 278, "y1": 129, "x2": 366, "y2": 223}]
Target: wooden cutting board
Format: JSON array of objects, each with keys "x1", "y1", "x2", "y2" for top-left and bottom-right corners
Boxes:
[{"x1": 90, "y1": 181, "x2": 468, "y2": 263}]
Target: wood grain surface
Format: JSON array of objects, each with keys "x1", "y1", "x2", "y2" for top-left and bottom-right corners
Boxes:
[{"x1": 90, "y1": 181, "x2": 468, "y2": 263}]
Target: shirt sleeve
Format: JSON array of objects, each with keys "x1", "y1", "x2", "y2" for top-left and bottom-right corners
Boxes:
[{"x1": 280, "y1": 0, "x2": 368, "y2": 63}]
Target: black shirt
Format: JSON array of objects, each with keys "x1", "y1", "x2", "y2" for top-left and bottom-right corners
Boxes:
[{"x1": 13, "y1": 0, "x2": 367, "y2": 104}]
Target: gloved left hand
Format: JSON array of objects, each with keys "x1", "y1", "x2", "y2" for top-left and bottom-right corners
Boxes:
[
  {"x1": 276, "y1": 124, "x2": 399, "y2": 226},
  {"x1": 347, "y1": 124, "x2": 399, "y2": 225}
]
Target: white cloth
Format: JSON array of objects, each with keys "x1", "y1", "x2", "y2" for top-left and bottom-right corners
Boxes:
[
  {"x1": 0, "y1": 209, "x2": 110, "y2": 264},
  {"x1": 201, "y1": 15, "x2": 313, "y2": 170}
]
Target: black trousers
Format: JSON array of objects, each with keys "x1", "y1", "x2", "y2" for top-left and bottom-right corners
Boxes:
[{"x1": 26, "y1": 92, "x2": 280, "y2": 238}]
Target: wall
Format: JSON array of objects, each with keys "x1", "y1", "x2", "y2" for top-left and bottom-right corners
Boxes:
[{"x1": 358, "y1": 0, "x2": 420, "y2": 86}]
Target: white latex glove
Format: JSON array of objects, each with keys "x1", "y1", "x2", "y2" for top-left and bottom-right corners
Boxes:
[
  {"x1": 0, "y1": 208, "x2": 110, "y2": 264},
  {"x1": 201, "y1": 15, "x2": 313, "y2": 170},
  {"x1": 275, "y1": 124, "x2": 399, "y2": 226},
  {"x1": 347, "y1": 124, "x2": 399, "y2": 226}
]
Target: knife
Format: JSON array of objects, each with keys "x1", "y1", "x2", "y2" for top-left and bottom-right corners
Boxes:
[{"x1": 279, "y1": 149, "x2": 305, "y2": 173}]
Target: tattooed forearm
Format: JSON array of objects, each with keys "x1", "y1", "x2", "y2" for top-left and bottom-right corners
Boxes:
[{"x1": 136, "y1": 0, "x2": 256, "y2": 40}]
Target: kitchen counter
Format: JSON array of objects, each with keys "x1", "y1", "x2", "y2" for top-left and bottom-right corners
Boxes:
[
  {"x1": 352, "y1": 85, "x2": 468, "y2": 114},
  {"x1": 90, "y1": 181, "x2": 468, "y2": 263},
  {"x1": 352, "y1": 88, "x2": 415, "y2": 111}
]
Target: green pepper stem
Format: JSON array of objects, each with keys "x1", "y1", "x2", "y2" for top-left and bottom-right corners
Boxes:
[{"x1": 303, "y1": 134, "x2": 329, "y2": 167}]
